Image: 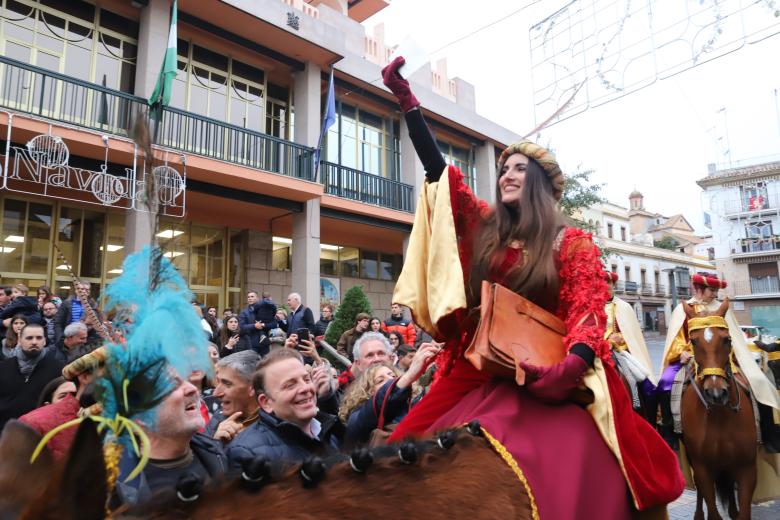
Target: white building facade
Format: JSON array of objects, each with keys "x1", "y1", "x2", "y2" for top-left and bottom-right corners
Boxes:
[
  {"x1": 581, "y1": 201, "x2": 715, "y2": 334},
  {"x1": 698, "y1": 161, "x2": 780, "y2": 335}
]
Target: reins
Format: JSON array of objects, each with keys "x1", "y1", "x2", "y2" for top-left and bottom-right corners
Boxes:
[{"x1": 686, "y1": 315, "x2": 742, "y2": 413}]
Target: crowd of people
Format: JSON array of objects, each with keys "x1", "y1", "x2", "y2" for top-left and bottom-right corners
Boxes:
[{"x1": 4, "y1": 55, "x2": 779, "y2": 517}]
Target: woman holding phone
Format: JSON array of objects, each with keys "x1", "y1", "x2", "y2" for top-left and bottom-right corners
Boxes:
[{"x1": 219, "y1": 316, "x2": 252, "y2": 357}]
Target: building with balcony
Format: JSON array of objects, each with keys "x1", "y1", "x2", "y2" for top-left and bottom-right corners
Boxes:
[
  {"x1": 581, "y1": 197, "x2": 715, "y2": 334},
  {"x1": 0, "y1": 0, "x2": 519, "y2": 315},
  {"x1": 698, "y1": 160, "x2": 780, "y2": 335}
]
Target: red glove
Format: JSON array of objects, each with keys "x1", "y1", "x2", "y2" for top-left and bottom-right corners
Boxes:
[
  {"x1": 381, "y1": 56, "x2": 420, "y2": 113},
  {"x1": 519, "y1": 354, "x2": 589, "y2": 403}
]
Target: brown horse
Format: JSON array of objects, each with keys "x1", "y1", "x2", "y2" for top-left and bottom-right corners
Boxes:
[
  {"x1": 680, "y1": 299, "x2": 757, "y2": 520},
  {"x1": 0, "y1": 420, "x2": 535, "y2": 519}
]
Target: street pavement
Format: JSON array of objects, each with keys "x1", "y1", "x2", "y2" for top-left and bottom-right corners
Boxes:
[{"x1": 642, "y1": 331, "x2": 780, "y2": 518}]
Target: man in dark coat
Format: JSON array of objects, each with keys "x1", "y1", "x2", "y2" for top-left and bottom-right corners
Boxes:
[
  {"x1": 226, "y1": 349, "x2": 343, "y2": 469},
  {"x1": 286, "y1": 292, "x2": 315, "y2": 338},
  {"x1": 0, "y1": 323, "x2": 64, "y2": 431},
  {"x1": 238, "y1": 290, "x2": 273, "y2": 355},
  {"x1": 54, "y1": 282, "x2": 98, "y2": 341}
]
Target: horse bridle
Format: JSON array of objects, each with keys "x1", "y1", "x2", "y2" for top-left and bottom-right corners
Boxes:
[{"x1": 687, "y1": 315, "x2": 742, "y2": 412}]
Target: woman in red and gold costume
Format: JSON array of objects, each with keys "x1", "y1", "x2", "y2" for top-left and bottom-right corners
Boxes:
[{"x1": 382, "y1": 57, "x2": 684, "y2": 518}]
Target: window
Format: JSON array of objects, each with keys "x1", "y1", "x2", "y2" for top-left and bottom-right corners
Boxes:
[
  {"x1": 624, "y1": 266, "x2": 630, "y2": 282},
  {"x1": 620, "y1": 226, "x2": 626, "y2": 241},
  {"x1": 0, "y1": 0, "x2": 138, "y2": 93},
  {"x1": 439, "y1": 140, "x2": 476, "y2": 192},
  {"x1": 271, "y1": 237, "x2": 291, "y2": 270},
  {"x1": 743, "y1": 220, "x2": 775, "y2": 252},
  {"x1": 741, "y1": 182, "x2": 769, "y2": 212},
  {"x1": 325, "y1": 102, "x2": 399, "y2": 179},
  {"x1": 640, "y1": 269, "x2": 646, "y2": 285},
  {"x1": 607, "y1": 223, "x2": 614, "y2": 239},
  {"x1": 319, "y1": 245, "x2": 403, "y2": 281}
]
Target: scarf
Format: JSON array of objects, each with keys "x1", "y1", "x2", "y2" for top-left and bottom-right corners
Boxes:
[{"x1": 16, "y1": 346, "x2": 45, "y2": 378}]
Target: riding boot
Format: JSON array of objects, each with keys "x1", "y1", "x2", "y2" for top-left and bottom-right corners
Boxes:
[
  {"x1": 658, "y1": 391, "x2": 679, "y2": 450},
  {"x1": 758, "y1": 402, "x2": 780, "y2": 454}
]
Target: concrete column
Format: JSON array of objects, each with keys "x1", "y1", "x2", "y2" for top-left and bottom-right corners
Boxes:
[
  {"x1": 475, "y1": 141, "x2": 497, "y2": 204},
  {"x1": 135, "y1": 0, "x2": 171, "y2": 99},
  {"x1": 292, "y1": 199, "x2": 321, "y2": 310},
  {"x1": 399, "y1": 115, "x2": 426, "y2": 202},
  {"x1": 125, "y1": 0, "x2": 170, "y2": 255},
  {"x1": 292, "y1": 61, "x2": 322, "y2": 147}
]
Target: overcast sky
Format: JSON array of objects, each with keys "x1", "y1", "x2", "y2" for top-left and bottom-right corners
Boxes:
[{"x1": 364, "y1": 0, "x2": 780, "y2": 233}]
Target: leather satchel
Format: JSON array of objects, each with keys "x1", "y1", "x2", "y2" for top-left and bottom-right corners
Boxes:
[{"x1": 465, "y1": 281, "x2": 568, "y2": 386}]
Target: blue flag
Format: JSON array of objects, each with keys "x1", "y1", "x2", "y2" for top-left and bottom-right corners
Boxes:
[{"x1": 314, "y1": 69, "x2": 336, "y2": 181}]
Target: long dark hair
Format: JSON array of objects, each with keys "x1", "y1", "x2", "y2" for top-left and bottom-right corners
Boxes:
[
  {"x1": 469, "y1": 158, "x2": 565, "y2": 311},
  {"x1": 4, "y1": 314, "x2": 30, "y2": 350},
  {"x1": 220, "y1": 315, "x2": 240, "y2": 348}
]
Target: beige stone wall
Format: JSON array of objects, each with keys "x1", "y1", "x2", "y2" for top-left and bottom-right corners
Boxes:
[
  {"x1": 245, "y1": 230, "x2": 293, "y2": 306},
  {"x1": 340, "y1": 277, "x2": 396, "y2": 318}
]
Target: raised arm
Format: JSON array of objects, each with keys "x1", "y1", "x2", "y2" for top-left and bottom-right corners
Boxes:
[{"x1": 382, "y1": 57, "x2": 447, "y2": 182}]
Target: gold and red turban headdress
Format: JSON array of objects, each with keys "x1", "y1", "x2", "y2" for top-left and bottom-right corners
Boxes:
[
  {"x1": 691, "y1": 273, "x2": 727, "y2": 290},
  {"x1": 498, "y1": 140, "x2": 565, "y2": 200}
]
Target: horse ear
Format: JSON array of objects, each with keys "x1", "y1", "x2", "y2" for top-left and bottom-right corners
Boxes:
[
  {"x1": 682, "y1": 300, "x2": 696, "y2": 319},
  {"x1": 716, "y1": 297, "x2": 729, "y2": 318},
  {"x1": 0, "y1": 420, "x2": 54, "y2": 514}
]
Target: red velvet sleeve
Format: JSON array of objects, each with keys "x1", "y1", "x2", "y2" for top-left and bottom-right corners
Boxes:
[{"x1": 557, "y1": 227, "x2": 612, "y2": 364}]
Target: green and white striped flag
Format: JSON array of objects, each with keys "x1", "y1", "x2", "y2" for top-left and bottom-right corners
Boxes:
[{"x1": 148, "y1": 0, "x2": 177, "y2": 108}]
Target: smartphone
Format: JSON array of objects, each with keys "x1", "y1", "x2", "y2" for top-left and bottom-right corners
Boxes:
[{"x1": 295, "y1": 328, "x2": 311, "y2": 343}]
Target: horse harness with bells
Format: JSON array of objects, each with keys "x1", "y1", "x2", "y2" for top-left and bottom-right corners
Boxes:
[{"x1": 686, "y1": 315, "x2": 750, "y2": 413}]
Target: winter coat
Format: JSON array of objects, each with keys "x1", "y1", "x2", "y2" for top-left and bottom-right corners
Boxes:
[
  {"x1": 313, "y1": 317, "x2": 332, "y2": 338},
  {"x1": 336, "y1": 327, "x2": 364, "y2": 361},
  {"x1": 19, "y1": 393, "x2": 80, "y2": 459},
  {"x1": 226, "y1": 410, "x2": 343, "y2": 470},
  {"x1": 0, "y1": 351, "x2": 65, "y2": 431},
  {"x1": 0, "y1": 296, "x2": 42, "y2": 324},
  {"x1": 53, "y1": 296, "x2": 98, "y2": 338},
  {"x1": 382, "y1": 315, "x2": 417, "y2": 346},
  {"x1": 114, "y1": 433, "x2": 227, "y2": 507},
  {"x1": 254, "y1": 299, "x2": 278, "y2": 331},
  {"x1": 238, "y1": 305, "x2": 263, "y2": 354},
  {"x1": 287, "y1": 305, "x2": 315, "y2": 337},
  {"x1": 344, "y1": 378, "x2": 411, "y2": 448}
]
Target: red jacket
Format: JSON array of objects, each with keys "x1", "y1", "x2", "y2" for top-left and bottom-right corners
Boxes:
[
  {"x1": 382, "y1": 315, "x2": 416, "y2": 346},
  {"x1": 19, "y1": 394, "x2": 80, "y2": 460}
]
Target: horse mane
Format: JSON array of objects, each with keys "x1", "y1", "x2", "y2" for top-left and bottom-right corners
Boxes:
[{"x1": 119, "y1": 422, "x2": 534, "y2": 519}]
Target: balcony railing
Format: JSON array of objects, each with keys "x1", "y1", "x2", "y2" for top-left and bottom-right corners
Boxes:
[
  {"x1": 624, "y1": 281, "x2": 638, "y2": 294},
  {"x1": 732, "y1": 235, "x2": 780, "y2": 255},
  {"x1": 723, "y1": 193, "x2": 780, "y2": 215},
  {"x1": 732, "y1": 277, "x2": 780, "y2": 296},
  {"x1": 654, "y1": 284, "x2": 667, "y2": 296},
  {"x1": 320, "y1": 161, "x2": 414, "y2": 212},
  {"x1": 0, "y1": 55, "x2": 315, "y2": 181},
  {"x1": 640, "y1": 283, "x2": 653, "y2": 296}
]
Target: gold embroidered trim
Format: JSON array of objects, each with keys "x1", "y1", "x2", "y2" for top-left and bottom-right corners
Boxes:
[
  {"x1": 480, "y1": 427, "x2": 540, "y2": 520},
  {"x1": 687, "y1": 316, "x2": 728, "y2": 332}
]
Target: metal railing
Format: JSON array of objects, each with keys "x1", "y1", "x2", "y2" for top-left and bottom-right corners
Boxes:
[
  {"x1": 320, "y1": 161, "x2": 414, "y2": 212},
  {"x1": 732, "y1": 278, "x2": 780, "y2": 296},
  {"x1": 624, "y1": 281, "x2": 638, "y2": 294},
  {"x1": 640, "y1": 283, "x2": 653, "y2": 296},
  {"x1": 654, "y1": 284, "x2": 667, "y2": 296},
  {"x1": 722, "y1": 193, "x2": 780, "y2": 215},
  {"x1": 613, "y1": 281, "x2": 625, "y2": 293},
  {"x1": 731, "y1": 235, "x2": 780, "y2": 254},
  {"x1": 0, "y1": 55, "x2": 315, "y2": 181}
]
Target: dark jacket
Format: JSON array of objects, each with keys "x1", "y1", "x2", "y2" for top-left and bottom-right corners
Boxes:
[
  {"x1": 288, "y1": 305, "x2": 315, "y2": 337},
  {"x1": 238, "y1": 305, "x2": 263, "y2": 354},
  {"x1": 344, "y1": 378, "x2": 411, "y2": 448},
  {"x1": 226, "y1": 410, "x2": 343, "y2": 470},
  {"x1": 254, "y1": 299, "x2": 278, "y2": 331},
  {"x1": 219, "y1": 333, "x2": 255, "y2": 358},
  {"x1": 114, "y1": 432, "x2": 227, "y2": 507},
  {"x1": 0, "y1": 350, "x2": 65, "y2": 431},
  {"x1": 53, "y1": 296, "x2": 98, "y2": 338},
  {"x1": 0, "y1": 296, "x2": 42, "y2": 324},
  {"x1": 313, "y1": 317, "x2": 332, "y2": 338}
]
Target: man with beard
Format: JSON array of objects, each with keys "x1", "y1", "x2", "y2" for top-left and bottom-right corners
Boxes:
[
  {"x1": 0, "y1": 323, "x2": 64, "y2": 430},
  {"x1": 114, "y1": 375, "x2": 227, "y2": 506}
]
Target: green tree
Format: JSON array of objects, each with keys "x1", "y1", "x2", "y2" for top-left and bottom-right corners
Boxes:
[
  {"x1": 558, "y1": 168, "x2": 605, "y2": 229},
  {"x1": 324, "y1": 285, "x2": 373, "y2": 346},
  {"x1": 654, "y1": 236, "x2": 680, "y2": 251}
]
